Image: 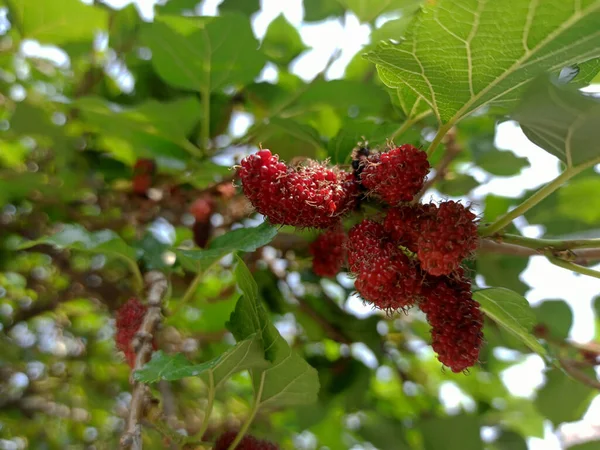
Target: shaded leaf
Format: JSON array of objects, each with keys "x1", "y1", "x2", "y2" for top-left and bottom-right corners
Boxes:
[
  {"x1": 134, "y1": 335, "x2": 268, "y2": 387},
  {"x1": 474, "y1": 288, "x2": 547, "y2": 357},
  {"x1": 340, "y1": 0, "x2": 423, "y2": 24},
  {"x1": 436, "y1": 173, "x2": 478, "y2": 196},
  {"x1": 7, "y1": 0, "x2": 107, "y2": 44},
  {"x1": 18, "y1": 224, "x2": 137, "y2": 263},
  {"x1": 140, "y1": 14, "x2": 266, "y2": 92},
  {"x1": 366, "y1": 0, "x2": 600, "y2": 125},
  {"x1": 303, "y1": 0, "x2": 345, "y2": 22},
  {"x1": 535, "y1": 369, "x2": 595, "y2": 426},
  {"x1": 471, "y1": 138, "x2": 529, "y2": 176},
  {"x1": 262, "y1": 14, "x2": 309, "y2": 66},
  {"x1": 219, "y1": 0, "x2": 260, "y2": 15},
  {"x1": 327, "y1": 120, "x2": 402, "y2": 164},
  {"x1": 420, "y1": 415, "x2": 483, "y2": 450},
  {"x1": 227, "y1": 257, "x2": 320, "y2": 408},
  {"x1": 534, "y1": 300, "x2": 572, "y2": 339},
  {"x1": 557, "y1": 178, "x2": 600, "y2": 224},
  {"x1": 514, "y1": 79, "x2": 600, "y2": 168}
]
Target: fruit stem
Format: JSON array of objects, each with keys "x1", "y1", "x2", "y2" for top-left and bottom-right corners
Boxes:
[
  {"x1": 425, "y1": 122, "x2": 452, "y2": 157},
  {"x1": 488, "y1": 234, "x2": 600, "y2": 251},
  {"x1": 196, "y1": 372, "x2": 215, "y2": 439},
  {"x1": 546, "y1": 253, "x2": 600, "y2": 280},
  {"x1": 390, "y1": 110, "x2": 432, "y2": 141},
  {"x1": 227, "y1": 372, "x2": 265, "y2": 450}
]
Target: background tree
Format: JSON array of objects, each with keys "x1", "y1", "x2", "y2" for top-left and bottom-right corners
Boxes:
[{"x1": 1, "y1": 0, "x2": 600, "y2": 449}]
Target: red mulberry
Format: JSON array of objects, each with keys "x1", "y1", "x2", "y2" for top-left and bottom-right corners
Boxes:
[
  {"x1": 420, "y1": 273, "x2": 483, "y2": 373},
  {"x1": 115, "y1": 298, "x2": 154, "y2": 368},
  {"x1": 132, "y1": 159, "x2": 156, "y2": 196},
  {"x1": 189, "y1": 196, "x2": 215, "y2": 222},
  {"x1": 346, "y1": 219, "x2": 387, "y2": 273},
  {"x1": 416, "y1": 201, "x2": 478, "y2": 276},
  {"x1": 309, "y1": 227, "x2": 347, "y2": 277},
  {"x1": 360, "y1": 144, "x2": 429, "y2": 204},
  {"x1": 237, "y1": 150, "x2": 358, "y2": 229},
  {"x1": 214, "y1": 431, "x2": 279, "y2": 450},
  {"x1": 383, "y1": 204, "x2": 435, "y2": 252}
]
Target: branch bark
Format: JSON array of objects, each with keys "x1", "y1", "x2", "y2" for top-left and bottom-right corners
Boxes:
[
  {"x1": 120, "y1": 271, "x2": 169, "y2": 450},
  {"x1": 478, "y1": 238, "x2": 600, "y2": 263}
]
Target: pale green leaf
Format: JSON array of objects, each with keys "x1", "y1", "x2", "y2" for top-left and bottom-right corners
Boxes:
[
  {"x1": 513, "y1": 79, "x2": 600, "y2": 168},
  {"x1": 474, "y1": 288, "x2": 547, "y2": 357},
  {"x1": 7, "y1": 0, "x2": 107, "y2": 44},
  {"x1": 134, "y1": 335, "x2": 268, "y2": 387},
  {"x1": 140, "y1": 14, "x2": 266, "y2": 92},
  {"x1": 365, "y1": 0, "x2": 600, "y2": 125},
  {"x1": 420, "y1": 415, "x2": 483, "y2": 450},
  {"x1": 227, "y1": 257, "x2": 320, "y2": 408}
]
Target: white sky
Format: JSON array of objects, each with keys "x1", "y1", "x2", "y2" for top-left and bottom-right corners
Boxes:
[{"x1": 18, "y1": 0, "x2": 600, "y2": 448}]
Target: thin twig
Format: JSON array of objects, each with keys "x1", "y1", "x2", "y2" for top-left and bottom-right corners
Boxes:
[
  {"x1": 559, "y1": 357, "x2": 600, "y2": 390},
  {"x1": 120, "y1": 271, "x2": 169, "y2": 450},
  {"x1": 477, "y1": 239, "x2": 600, "y2": 262}
]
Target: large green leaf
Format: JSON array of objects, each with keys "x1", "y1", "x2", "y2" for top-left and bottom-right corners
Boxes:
[
  {"x1": 420, "y1": 415, "x2": 483, "y2": 450},
  {"x1": 535, "y1": 369, "x2": 595, "y2": 426},
  {"x1": 534, "y1": 300, "x2": 573, "y2": 339},
  {"x1": 17, "y1": 224, "x2": 138, "y2": 263},
  {"x1": 513, "y1": 79, "x2": 600, "y2": 168},
  {"x1": 177, "y1": 222, "x2": 277, "y2": 273},
  {"x1": 474, "y1": 288, "x2": 547, "y2": 357},
  {"x1": 365, "y1": 0, "x2": 600, "y2": 126},
  {"x1": 134, "y1": 335, "x2": 268, "y2": 387},
  {"x1": 557, "y1": 178, "x2": 600, "y2": 224},
  {"x1": 340, "y1": 0, "x2": 423, "y2": 24},
  {"x1": 140, "y1": 14, "x2": 266, "y2": 92},
  {"x1": 261, "y1": 14, "x2": 309, "y2": 66},
  {"x1": 227, "y1": 258, "x2": 320, "y2": 408},
  {"x1": 7, "y1": 0, "x2": 107, "y2": 44}
]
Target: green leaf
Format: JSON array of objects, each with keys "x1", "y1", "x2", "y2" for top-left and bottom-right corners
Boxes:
[
  {"x1": 340, "y1": 0, "x2": 423, "y2": 24},
  {"x1": 7, "y1": 0, "x2": 108, "y2": 44},
  {"x1": 262, "y1": 14, "x2": 309, "y2": 66},
  {"x1": 471, "y1": 139, "x2": 529, "y2": 177},
  {"x1": 251, "y1": 117, "x2": 324, "y2": 161},
  {"x1": 493, "y1": 431, "x2": 527, "y2": 450},
  {"x1": 176, "y1": 222, "x2": 277, "y2": 273},
  {"x1": 140, "y1": 14, "x2": 266, "y2": 92},
  {"x1": 365, "y1": 0, "x2": 600, "y2": 126},
  {"x1": 420, "y1": 415, "x2": 483, "y2": 450},
  {"x1": 219, "y1": 0, "x2": 260, "y2": 15},
  {"x1": 534, "y1": 300, "x2": 573, "y2": 339},
  {"x1": 557, "y1": 177, "x2": 600, "y2": 224},
  {"x1": 476, "y1": 254, "x2": 529, "y2": 295},
  {"x1": 227, "y1": 257, "x2": 320, "y2": 408},
  {"x1": 17, "y1": 224, "x2": 137, "y2": 263},
  {"x1": 474, "y1": 288, "x2": 547, "y2": 357},
  {"x1": 134, "y1": 336, "x2": 268, "y2": 386},
  {"x1": 303, "y1": 0, "x2": 345, "y2": 22},
  {"x1": 535, "y1": 369, "x2": 595, "y2": 426},
  {"x1": 436, "y1": 173, "x2": 479, "y2": 196},
  {"x1": 75, "y1": 96, "x2": 202, "y2": 164},
  {"x1": 513, "y1": 79, "x2": 600, "y2": 168},
  {"x1": 358, "y1": 414, "x2": 411, "y2": 450},
  {"x1": 327, "y1": 120, "x2": 403, "y2": 164}
]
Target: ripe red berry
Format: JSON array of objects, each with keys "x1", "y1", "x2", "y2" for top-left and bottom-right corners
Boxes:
[
  {"x1": 115, "y1": 298, "x2": 154, "y2": 368},
  {"x1": 416, "y1": 201, "x2": 478, "y2": 276},
  {"x1": 133, "y1": 158, "x2": 156, "y2": 176},
  {"x1": 132, "y1": 174, "x2": 152, "y2": 196},
  {"x1": 238, "y1": 150, "x2": 358, "y2": 229},
  {"x1": 309, "y1": 227, "x2": 347, "y2": 277},
  {"x1": 347, "y1": 220, "x2": 422, "y2": 312},
  {"x1": 214, "y1": 431, "x2": 279, "y2": 450},
  {"x1": 360, "y1": 144, "x2": 429, "y2": 204},
  {"x1": 383, "y1": 204, "x2": 435, "y2": 252},
  {"x1": 419, "y1": 273, "x2": 483, "y2": 373},
  {"x1": 189, "y1": 196, "x2": 215, "y2": 222}
]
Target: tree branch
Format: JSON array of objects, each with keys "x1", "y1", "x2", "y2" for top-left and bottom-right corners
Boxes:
[
  {"x1": 120, "y1": 271, "x2": 169, "y2": 450},
  {"x1": 478, "y1": 237, "x2": 600, "y2": 263},
  {"x1": 559, "y1": 357, "x2": 600, "y2": 390}
]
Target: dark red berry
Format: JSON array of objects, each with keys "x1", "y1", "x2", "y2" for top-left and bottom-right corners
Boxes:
[
  {"x1": 133, "y1": 158, "x2": 156, "y2": 176},
  {"x1": 416, "y1": 201, "x2": 478, "y2": 276},
  {"x1": 115, "y1": 298, "x2": 155, "y2": 368},
  {"x1": 347, "y1": 219, "x2": 422, "y2": 312},
  {"x1": 189, "y1": 196, "x2": 215, "y2": 222},
  {"x1": 192, "y1": 220, "x2": 212, "y2": 248},
  {"x1": 214, "y1": 431, "x2": 279, "y2": 450},
  {"x1": 309, "y1": 227, "x2": 347, "y2": 277},
  {"x1": 238, "y1": 150, "x2": 358, "y2": 229},
  {"x1": 360, "y1": 144, "x2": 429, "y2": 204},
  {"x1": 383, "y1": 204, "x2": 435, "y2": 252},
  {"x1": 419, "y1": 273, "x2": 483, "y2": 373},
  {"x1": 132, "y1": 174, "x2": 152, "y2": 196}
]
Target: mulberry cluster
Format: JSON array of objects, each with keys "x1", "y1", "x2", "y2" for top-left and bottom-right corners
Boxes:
[
  {"x1": 238, "y1": 144, "x2": 483, "y2": 372},
  {"x1": 420, "y1": 273, "x2": 484, "y2": 373},
  {"x1": 115, "y1": 297, "x2": 155, "y2": 368},
  {"x1": 237, "y1": 149, "x2": 358, "y2": 229},
  {"x1": 214, "y1": 431, "x2": 279, "y2": 450},
  {"x1": 309, "y1": 227, "x2": 347, "y2": 277}
]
